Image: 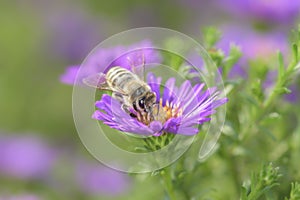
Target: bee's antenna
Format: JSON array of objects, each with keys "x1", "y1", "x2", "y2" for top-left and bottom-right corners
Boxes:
[{"x1": 127, "y1": 56, "x2": 135, "y2": 72}]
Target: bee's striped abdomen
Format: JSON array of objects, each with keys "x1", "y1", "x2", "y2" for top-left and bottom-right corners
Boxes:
[{"x1": 106, "y1": 67, "x2": 137, "y2": 92}]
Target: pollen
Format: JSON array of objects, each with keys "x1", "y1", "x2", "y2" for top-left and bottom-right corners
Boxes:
[
  {"x1": 152, "y1": 98, "x2": 183, "y2": 124},
  {"x1": 163, "y1": 99, "x2": 183, "y2": 119},
  {"x1": 134, "y1": 98, "x2": 183, "y2": 126}
]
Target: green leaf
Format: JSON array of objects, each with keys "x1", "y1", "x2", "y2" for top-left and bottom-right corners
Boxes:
[
  {"x1": 292, "y1": 43, "x2": 298, "y2": 64},
  {"x1": 243, "y1": 93, "x2": 260, "y2": 108},
  {"x1": 202, "y1": 26, "x2": 222, "y2": 48},
  {"x1": 208, "y1": 48, "x2": 225, "y2": 67},
  {"x1": 224, "y1": 43, "x2": 242, "y2": 68},
  {"x1": 274, "y1": 87, "x2": 292, "y2": 94},
  {"x1": 285, "y1": 182, "x2": 300, "y2": 200},
  {"x1": 251, "y1": 79, "x2": 264, "y2": 102}
]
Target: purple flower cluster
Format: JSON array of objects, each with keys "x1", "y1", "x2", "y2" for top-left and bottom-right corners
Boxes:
[
  {"x1": 76, "y1": 161, "x2": 131, "y2": 196},
  {"x1": 46, "y1": 9, "x2": 101, "y2": 62},
  {"x1": 93, "y1": 73, "x2": 227, "y2": 136},
  {"x1": 0, "y1": 135, "x2": 56, "y2": 180},
  {"x1": 60, "y1": 40, "x2": 161, "y2": 85},
  {"x1": 219, "y1": 0, "x2": 300, "y2": 24},
  {"x1": 217, "y1": 26, "x2": 300, "y2": 103},
  {"x1": 217, "y1": 26, "x2": 289, "y2": 78},
  {"x1": 0, "y1": 194, "x2": 40, "y2": 200},
  {"x1": 0, "y1": 133, "x2": 131, "y2": 196}
]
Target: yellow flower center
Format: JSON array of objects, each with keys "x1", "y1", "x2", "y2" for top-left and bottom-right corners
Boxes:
[
  {"x1": 148, "y1": 98, "x2": 183, "y2": 125},
  {"x1": 134, "y1": 98, "x2": 183, "y2": 126}
]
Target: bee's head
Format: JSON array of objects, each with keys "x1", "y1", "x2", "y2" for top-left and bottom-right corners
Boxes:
[{"x1": 138, "y1": 92, "x2": 157, "y2": 113}]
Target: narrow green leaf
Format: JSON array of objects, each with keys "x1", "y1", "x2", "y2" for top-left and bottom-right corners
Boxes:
[
  {"x1": 292, "y1": 44, "x2": 298, "y2": 63},
  {"x1": 278, "y1": 51, "x2": 284, "y2": 79},
  {"x1": 202, "y1": 26, "x2": 222, "y2": 48},
  {"x1": 275, "y1": 87, "x2": 291, "y2": 94}
]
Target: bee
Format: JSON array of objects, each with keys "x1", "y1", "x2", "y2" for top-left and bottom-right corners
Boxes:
[{"x1": 83, "y1": 66, "x2": 158, "y2": 125}]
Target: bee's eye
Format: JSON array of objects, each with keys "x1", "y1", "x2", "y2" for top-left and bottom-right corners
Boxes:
[
  {"x1": 138, "y1": 98, "x2": 145, "y2": 109},
  {"x1": 133, "y1": 102, "x2": 137, "y2": 111}
]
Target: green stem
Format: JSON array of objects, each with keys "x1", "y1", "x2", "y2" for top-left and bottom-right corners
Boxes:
[
  {"x1": 161, "y1": 168, "x2": 177, "y2": 200},
  {"x1": 228, "y1": 155, "x2": 242, "y2": 195},
  {"x1": 246, "y1": 183, "x2": 264, "y2": 200}
]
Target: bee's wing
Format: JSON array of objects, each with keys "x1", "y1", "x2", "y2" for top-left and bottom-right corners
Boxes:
[
  {"x1": 83, "y1": 73, "x2": 110, "y2": 90},
  {"x1": 128, "y1": 53, "x2": 145, "y2": 81},
  {"x1": 83, "y1": 73, "x2": 128, "y2": 95},
  {"x1": 132, "y1": 65, "x2": 145, "y2": 82}
]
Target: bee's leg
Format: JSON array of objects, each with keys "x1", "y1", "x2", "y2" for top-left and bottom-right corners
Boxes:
[
  {"x1": 151, "y1": 103, "x2": 159, "y2": 116},
  {"x1": 112, "y1": 92, "x2": 124, "y2": 103},
  {"x1": 121, "y1": 104, "x2": 137, "y2": 118},
  {"x1": 147, "y1": 112, "x2": 154, "y2": 122}
]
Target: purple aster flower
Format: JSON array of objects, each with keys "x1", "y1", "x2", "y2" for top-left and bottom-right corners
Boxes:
[
  {"x1": 92, "y1": 73, "x2": 227, "y2": 136},
  {"x1": 76, "y1": 161, "x2": 131, "y2": 196},
  {"x1": 60, "y1": 40, "x2": 161, "y2": 85},
  {"x1": 218, "y1": 0, "x2": 300, "y2": 24},
  {"x1": 0, "y1": 134, "x2": 56, "y2": 180}
]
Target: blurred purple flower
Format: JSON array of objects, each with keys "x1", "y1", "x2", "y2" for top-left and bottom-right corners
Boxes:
[
  {"x1": 60, "y1": 40, "x2": 161, "y2": 85},
  {"x1": 285, "y1": 83, "x2": 300, "y2": 103},
  {"x1": 217, "y1": 26, "x2": 289, "y2": 78},
  {"x1": 44, "y1": 6, "x2": 102, "y2": 62},
  {"x1": 0, "y1": 134, "x2": 56, "y2": 180},
  {"x1": 0, "y1": 194, "x2": 40, "y2": 200},
  {"x1": 217, "y1": 25, "x2": 300, "y2": 102},
  {"x1": 93, "y1": 73, "x2": 227, "y2": 136},
  {"x1": 219, "y1": 0, "x2": 300, "y2": 24},
  {"x1": 76, "y1": 161, "x2": 130, "y2": 196},
  {"x1": 60, "y1": 66, "x2": 80, "y2": 85}
]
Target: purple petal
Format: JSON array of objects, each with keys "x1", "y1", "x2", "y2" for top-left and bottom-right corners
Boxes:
[
  {"x1": 176, "y1": 126, "x2": 199, "y2": 136},
  {"x1": 181, "y1": 83, "x2": 205, "y2": 113},
  {"x1": 177, "y1": 80, "x2": 194, "y2": 101},
  {"x1": 163, "y1": 117, "x2": 181, "y2": 134},
  {"x1": 147, "y1": 72, "x2": 162, "y2": 102},
  {"x1": 149, "y1": 121, "x2": 163, "y2": 133},
  {"x1": 162, "y1": 78, "x2": 177, "y2": 105}
]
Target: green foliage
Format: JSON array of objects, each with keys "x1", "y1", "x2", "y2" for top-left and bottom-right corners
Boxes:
[
  {"x1": 222, "y1": 44, "x2": 242, "y2": 78},
  {"x1": 202, "y1": 27, "x2": 242, "y2": 80},
  {"x1": 285, "y1": 182, "x2": 300, "y2": 200},
  {"x1": 202, "y1": 27, "x2": 222, "y2": 49},
  {"x1": 139, "y1": 25, "x2": 300, "y2": 200},
  {"x1": 142, "y1": 133, "x2": 175, "y2": 151},
  {"x1": 240, "y1": 163, "x2": 281, "y2": 200}
]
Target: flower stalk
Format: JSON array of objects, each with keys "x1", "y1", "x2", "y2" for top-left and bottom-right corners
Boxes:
[{"x1": 161, "y1": 168, "x2": 177, "y2": 200}]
